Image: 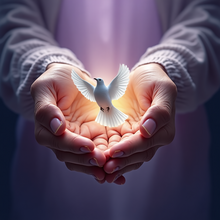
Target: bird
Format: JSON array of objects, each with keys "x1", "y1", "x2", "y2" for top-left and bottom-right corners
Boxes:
[{"x1": 71, "y1": 64, "x2": 130, "y2": 127}]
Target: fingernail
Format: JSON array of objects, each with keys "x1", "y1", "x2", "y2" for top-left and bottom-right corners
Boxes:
[
  {"x1": 142, "y1": 119, "x2": 156, "y2": 136},
  {"x1": 111, "y1": 166, "x2": 120, "y2": 173},
  {"x1": 90, "y1": 158, "x2": 100, "y2": 167},
  {"x1": 80, "y1": 146, "x2": 92, "y2": 153},
  {"x1": 50, "y1": 118, "x2": 63, "y2": 134},
  {"x1": 112, "y1": 150, "x2": 124, "y2": 158}
]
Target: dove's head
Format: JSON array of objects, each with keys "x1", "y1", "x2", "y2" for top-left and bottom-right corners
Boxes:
[{"x1": 94, "y1": 78, "x2": 105, "y2": 86}]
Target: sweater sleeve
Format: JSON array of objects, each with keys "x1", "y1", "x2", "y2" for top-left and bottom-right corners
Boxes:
[
  {"x1": 134, "y1": 0, "x2": 220, "y2": 113},
  {"x1": 0, "y1": 0, "x2": 87, "y2": 120}
]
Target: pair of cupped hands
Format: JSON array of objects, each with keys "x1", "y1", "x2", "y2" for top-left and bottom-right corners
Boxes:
[{"x1": 31, "y1": 63, "x2": 177, "y2": 185}]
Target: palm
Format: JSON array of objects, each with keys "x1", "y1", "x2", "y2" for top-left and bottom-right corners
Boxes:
[
  {"x1": 52, "y1": 64, "x2": 158, "y2": 152},
  {"x1": 36, "y1": 63, "x2": 175, "y2": 183},
  {"x1": 57, "y1": 66, "x2": 151, "y2": 151},
  {"x1": 52, "y1": 66, "x2": 108, "y2": 151},
  {"x1": 106, "y1": 70, "x2": 152, "y2": 148}
]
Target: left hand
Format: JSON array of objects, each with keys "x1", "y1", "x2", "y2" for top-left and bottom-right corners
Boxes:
[
  {"x1": 31, "y1": 63, "x2": 108, "y2": 181},
  {"x1": 103, "y1": 63, "x2": 177, "y2": 184}
]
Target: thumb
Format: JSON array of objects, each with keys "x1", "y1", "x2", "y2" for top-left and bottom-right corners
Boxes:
[
  {"x1": 140, "y1": 80, "x2": 177, "y2": 139},
  {"x1": 31, "y1": 78, "x2": 66, "y2": 136},
  {"x1": 35, "y1": 102, "x2": 66, "y2": 136},
  {"x1": 140, "y1": 105, "x2": 171, "y2": 138}
]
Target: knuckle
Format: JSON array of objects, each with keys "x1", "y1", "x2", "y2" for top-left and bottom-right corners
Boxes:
[
  {"x1": 152, "y1": 105, "x2": 171, "y2": 125},
  {"x1": 159, "y1": 105, "x2": 171, "y2": 122},
  {"x1": 165, "y1": 79, "x2": 177, "y2": 90},
  {"x1": 161, "y1": 78, "x2": 177, "y2": 98},
  {"x1": 35, "y1": 103, "x2": 53, "y2": 122}
]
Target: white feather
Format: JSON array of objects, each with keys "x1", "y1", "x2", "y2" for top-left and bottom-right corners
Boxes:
[
  {"x1": 71, "y1": 65, "x2": 130, "y2": 127},
  {"x1": 95, "y1": 106, "x2": 128, "y2": 127},
  {"x1": 108, "y1": 64, "x2": 130, "y2": 100},
  {"x1": 71, "y1": 69, "x2": 96, "y2": 102}
]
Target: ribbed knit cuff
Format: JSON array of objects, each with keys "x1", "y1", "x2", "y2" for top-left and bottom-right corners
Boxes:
[
  {"x1": 132, "y1": 44, "x2": 197, "y2": 113},
  {"x1": 13, "y1": 44, "x2": 89, "y2": 119}
]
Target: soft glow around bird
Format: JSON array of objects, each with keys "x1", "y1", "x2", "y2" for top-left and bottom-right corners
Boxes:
[{"x1": 71, "y1": 64, "x2": 130, "y2": 127}]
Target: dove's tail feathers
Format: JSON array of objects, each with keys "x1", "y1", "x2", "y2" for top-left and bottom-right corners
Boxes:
[{"x1": 95, "y1": 106, "x2": 128, "y2": 127}]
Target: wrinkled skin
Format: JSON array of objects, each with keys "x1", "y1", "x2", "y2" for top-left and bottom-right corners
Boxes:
[{"x1": 31, "y1": 63, "x2": 177, "y2": 184}]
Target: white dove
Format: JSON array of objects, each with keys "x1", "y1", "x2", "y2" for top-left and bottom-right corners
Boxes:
[{"x1": 71, "y1": 64, "x2": 130, "y2": 127}]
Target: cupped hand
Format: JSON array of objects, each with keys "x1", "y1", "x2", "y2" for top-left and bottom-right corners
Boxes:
[
  {"x1": 103, "y1": 63, "x2": 177, "y2": 184},
  {"x1": 31, "y1": 63, "x2": 108, "y2": 181},
  {"x1": 31, "y1": 63, "x2": 177, "y2": 185}
]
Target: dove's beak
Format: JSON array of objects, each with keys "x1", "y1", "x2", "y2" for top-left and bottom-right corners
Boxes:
[{"x1": 94, "y1": 78, "x2": 97, "y2": 81}]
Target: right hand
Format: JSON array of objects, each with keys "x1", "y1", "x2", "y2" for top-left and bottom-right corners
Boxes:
[
  {"x1": 103, "y1": 63, "x2": 177, "y2": 184},
  {"x1": 31, "y1": 63, "x2": 107, "y2": 181}
]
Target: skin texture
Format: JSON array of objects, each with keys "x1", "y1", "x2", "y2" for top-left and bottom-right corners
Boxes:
[{"x1": 31, "y1": 63, "x2": 177, "y2": 184}]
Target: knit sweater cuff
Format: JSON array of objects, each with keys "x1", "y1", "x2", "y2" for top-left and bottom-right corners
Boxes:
[
  {"x1": 133, "y1": 44, "x2": 197, "y2": 113},
  {"x1": 13, "y1": 45, "x2": 89, "y2": 119}
]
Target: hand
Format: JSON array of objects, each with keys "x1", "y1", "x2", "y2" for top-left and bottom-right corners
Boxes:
[
  {"x1": 31, "y1": 63, "x2": 108, "y2": 181},
  {"x1": 103, "y1": 63, "x2": 177, "y2": 184}
]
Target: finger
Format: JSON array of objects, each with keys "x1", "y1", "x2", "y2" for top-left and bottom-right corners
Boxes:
[
  {"x1": 35, "y1": 125, "x2": 95, "y2": 153},
  {"x1": 113, "y1": 176, "x2": 126, "y2": 185},
  {"x1": 79, "y1": 122, "x2": 108, "y2": 151},
  {"x1": 106, "y1": 128, "x2": 122, "y2": 148},
  {"x1": 35, "y1": 101, "x2": 66, "y2": 136},
  {"x1": 109, "y1": 124, "x2": 174, "y2": 158},
  {"x1": 65, "y1": 162, "x2": 106, "y2": 181},
  {"x1": 104, "y1": 147, "x2": 159, "y2": 174},
  {"x1": 140, "y1": 80, "x2": 177, "y2": 138},
  {"x1": 92, "y1": 134, "x2": 108, "y2": 151},
  {"x1": 140, "y1": 104, "x2": 175, "y2": 138},
  {"x1": 105, "y1": 163, "x2": 143, "y2": 183},
  {"x1": 31, "y1": 77, "x2": 66, "y2": 136},
  {"x1": 53, "y1": 147, "x2": 106, "y2": 167}
]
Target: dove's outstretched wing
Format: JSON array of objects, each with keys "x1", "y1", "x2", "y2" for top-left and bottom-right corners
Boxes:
[
  {"x1": 71, "y1": 69, "x2": 96, "y2": 102},
  {"x1": 108, "y1": 64, "x2": 130, "y2": 100}
]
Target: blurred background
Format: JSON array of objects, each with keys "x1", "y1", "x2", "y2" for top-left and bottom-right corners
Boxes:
[{"x1": 0, "y1": 90, "x2": 220, "y2": 220}]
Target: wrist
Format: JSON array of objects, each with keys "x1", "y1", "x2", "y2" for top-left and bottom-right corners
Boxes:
[
  {"x1": 46, "y1": 62, "x2": 74, "y2": 70},
  {"x1": 136, "y1": 63, "x2": 167, "y2": 74},
  {"x1": 46, "y1": 63, "x2": 90, "y2": 81}
]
